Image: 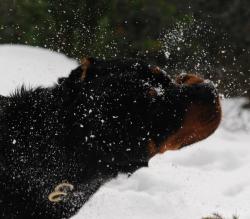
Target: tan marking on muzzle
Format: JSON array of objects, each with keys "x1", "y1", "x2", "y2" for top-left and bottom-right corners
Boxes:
[
  {"x1": 159, "y1": 97, "x2": 222, "y2": 153},
  {"x1": 147, "y1": 139, "x2": 158, "y2": 157},
  {"x1": 147, "y1": 97, "x2": 222, "y2": 157}
]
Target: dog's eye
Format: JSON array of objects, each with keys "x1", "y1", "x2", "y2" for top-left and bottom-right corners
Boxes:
[
  {"x1": 147, "y1": 85, "x2": 165, "y2": 98},
  {"x1": 147, "y1": 87, "x2": 158, "y2": 97}
]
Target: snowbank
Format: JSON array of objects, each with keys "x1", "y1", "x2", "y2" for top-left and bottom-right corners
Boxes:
[
  {"x1": 73, "y1": 113, "x2": 250, "y2": 219},
  {"x1": 0, "y1": 44, "x2": 77, "y2": 95},
  {"x1": 0, "y1": 45, "x2": 249, "y2": 219}
]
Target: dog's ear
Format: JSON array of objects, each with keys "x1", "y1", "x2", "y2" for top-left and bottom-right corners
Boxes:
[
  {"x1": 80, "y1": 57, "x2": 94, "y2": 81},
  {"x1": 58, "y1": 57, "x2": 94, "y2": 84},
  {"x1": 57, "y1": 57, "x2": 94, "y2": 85}
]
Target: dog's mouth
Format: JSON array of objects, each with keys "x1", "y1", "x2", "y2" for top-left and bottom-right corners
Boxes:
[{"x1": 148, "y1": 74, "x2": 222, "y2": 157}]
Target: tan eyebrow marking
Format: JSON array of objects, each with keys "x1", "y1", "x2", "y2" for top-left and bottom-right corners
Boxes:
[
  {"x1": 150, "y1": 66, "x2": 162, "y2": 75},
  {"x1": 176, "y1": 74, "x2": 204, "y2": 85}
]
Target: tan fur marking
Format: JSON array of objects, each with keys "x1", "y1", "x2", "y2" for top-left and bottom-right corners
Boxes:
[
  {"x1": 147, "y1": 139, "x2": 158, "y2": 157},
  {"x1": 80, "y1": 58, "x2": 91, "y2": 81},
  {"x1": 150, "y1": 66, "x2": 162, "y2": 75},
  {"x1": 147, "y1": 73, "x2": 221, "y2": 157},
  {"x1": 176, "y1": 74, "x2": 204, "y2": 85},
  {"x1": 158, "y1": 97, "x2": 221, "y2": 154}
]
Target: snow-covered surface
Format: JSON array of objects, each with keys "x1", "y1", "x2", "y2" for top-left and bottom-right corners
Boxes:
[
  {"x1": 0, "y1": 44, "x2": 77, "y2": 96},
  {"x1": 0, "y1": 45, "x2": 249, "y2": 219},
  {"x1": 74, "y1": 116, "x2": 250, "y2": 219}
]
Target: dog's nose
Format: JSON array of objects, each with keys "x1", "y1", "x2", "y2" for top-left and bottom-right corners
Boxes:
[{"x1": 175, "y1": 73, "x2": 219, "y2": 105}]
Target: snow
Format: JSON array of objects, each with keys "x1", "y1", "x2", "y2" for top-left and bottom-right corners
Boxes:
[
  {"x1": 0, "y1": 45, "x2": 249, "y2": 219},
  {"x1": 74, "y1": 121, "x2": 250, "y2": 219},
  {"x1": 0, "y1": 44, "x2": 77, "y2": 96}
]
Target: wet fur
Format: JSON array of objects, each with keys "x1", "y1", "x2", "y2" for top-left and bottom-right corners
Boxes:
[{"x1": 0, "y1": 58, "x2": 221, "y2": 218}]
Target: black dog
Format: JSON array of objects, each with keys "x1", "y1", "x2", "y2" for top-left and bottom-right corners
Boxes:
[{"x1": 0, "y1": 58, "x2": 221, "y2": 218}]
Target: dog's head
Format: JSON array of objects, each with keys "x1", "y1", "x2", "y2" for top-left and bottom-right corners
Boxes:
[{"x1": 69, "y1": 58, "x2": 221, "y2": 168}]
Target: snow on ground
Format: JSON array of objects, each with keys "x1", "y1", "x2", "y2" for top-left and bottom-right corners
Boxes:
[
  {"x1": 74, "y1": 111, "x2": 250, "y2": 219},
  {"x1": 0, "y1": 44, "x2": 77, "y2": 96},
  {"x1": 0, "y1": 45, "x2": 249, "y2": 219}
]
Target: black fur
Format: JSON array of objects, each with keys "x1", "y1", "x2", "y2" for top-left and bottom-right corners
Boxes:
[{"x1": 0, "y1": 58, "x2": 220, "y2": 218}]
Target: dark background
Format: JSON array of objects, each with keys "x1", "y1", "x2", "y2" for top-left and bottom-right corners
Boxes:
[{"x1": 0, "y1": 0, "x2": 250, "y2": 106}]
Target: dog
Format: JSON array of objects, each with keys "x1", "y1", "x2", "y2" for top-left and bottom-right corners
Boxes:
[{"x1": 0, "y1": 58, "x2": 221, "y2": 218}]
